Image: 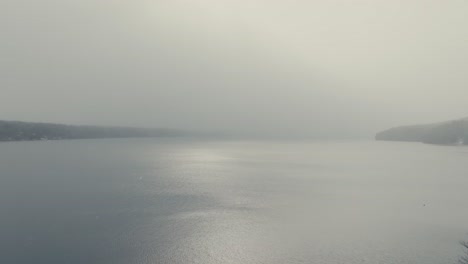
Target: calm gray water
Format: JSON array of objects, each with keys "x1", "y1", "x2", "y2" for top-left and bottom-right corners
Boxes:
[{"x1": 1, "y1": 139, "x2": 468, "y2": 264}]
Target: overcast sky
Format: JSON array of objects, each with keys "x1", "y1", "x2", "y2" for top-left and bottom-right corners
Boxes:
[{"x1": 1, "y1": 0, "x2": 467, "y2": 138}]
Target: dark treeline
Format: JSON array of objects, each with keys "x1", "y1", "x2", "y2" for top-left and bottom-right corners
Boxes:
[
  {"x1": 376, "y1": 117, "x2": 468, "y2": 145},
  {"x1": 0, "y1": 120, "x2": 188, "y2": 142}
]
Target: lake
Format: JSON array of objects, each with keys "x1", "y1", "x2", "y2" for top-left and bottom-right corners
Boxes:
[{"x1": 1, "y1": 138, "x2": 468, "y2": 263}]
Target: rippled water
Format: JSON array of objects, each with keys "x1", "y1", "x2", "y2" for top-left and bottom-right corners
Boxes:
[{"x1": 1, "y1": 139, "x2": 468, "y2": 263}]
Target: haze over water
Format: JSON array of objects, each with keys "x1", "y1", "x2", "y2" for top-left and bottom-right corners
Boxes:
[{"x1": 2, "y1": 138, "x2": 468, "y2": 264}]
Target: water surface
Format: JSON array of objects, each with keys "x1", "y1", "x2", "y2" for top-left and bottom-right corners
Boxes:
[{"x1": 1, "y1": 139, "x2": 468, "y2": 263}]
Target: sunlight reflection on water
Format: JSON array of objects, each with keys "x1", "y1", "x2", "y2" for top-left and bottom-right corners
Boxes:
[{"x1": 1, "y1": 139, "x2": 467, "y2": 263}]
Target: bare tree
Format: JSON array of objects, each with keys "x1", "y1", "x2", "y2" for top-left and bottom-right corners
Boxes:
[{"x1": 459, "y1": 241, "x2": 468, "y2": 264}]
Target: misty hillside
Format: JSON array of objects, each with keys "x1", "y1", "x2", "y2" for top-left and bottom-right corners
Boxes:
[
  {"x1": 0, "y1": 120, "x2": 188, "y2": 142},
  {"x1": 376, "y1": 118, "x2": 468, "y2": 145}
]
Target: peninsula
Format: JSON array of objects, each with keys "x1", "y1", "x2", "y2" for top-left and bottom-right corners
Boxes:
[{"x1": 376, "y1": 117, "x2": 468, "y2": 145}]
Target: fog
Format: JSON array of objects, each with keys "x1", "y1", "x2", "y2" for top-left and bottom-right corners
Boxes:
[{"x1": 1, "y1": 0, "x2": 468, "y2": 138}]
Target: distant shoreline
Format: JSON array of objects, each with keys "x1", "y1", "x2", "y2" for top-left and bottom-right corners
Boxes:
[
  {"x1": 0, "y1": 120, "x2": 190, "y2": 142},
  {"x1": 376, "y1": 117, "x2": 468, "y2": 145}
]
